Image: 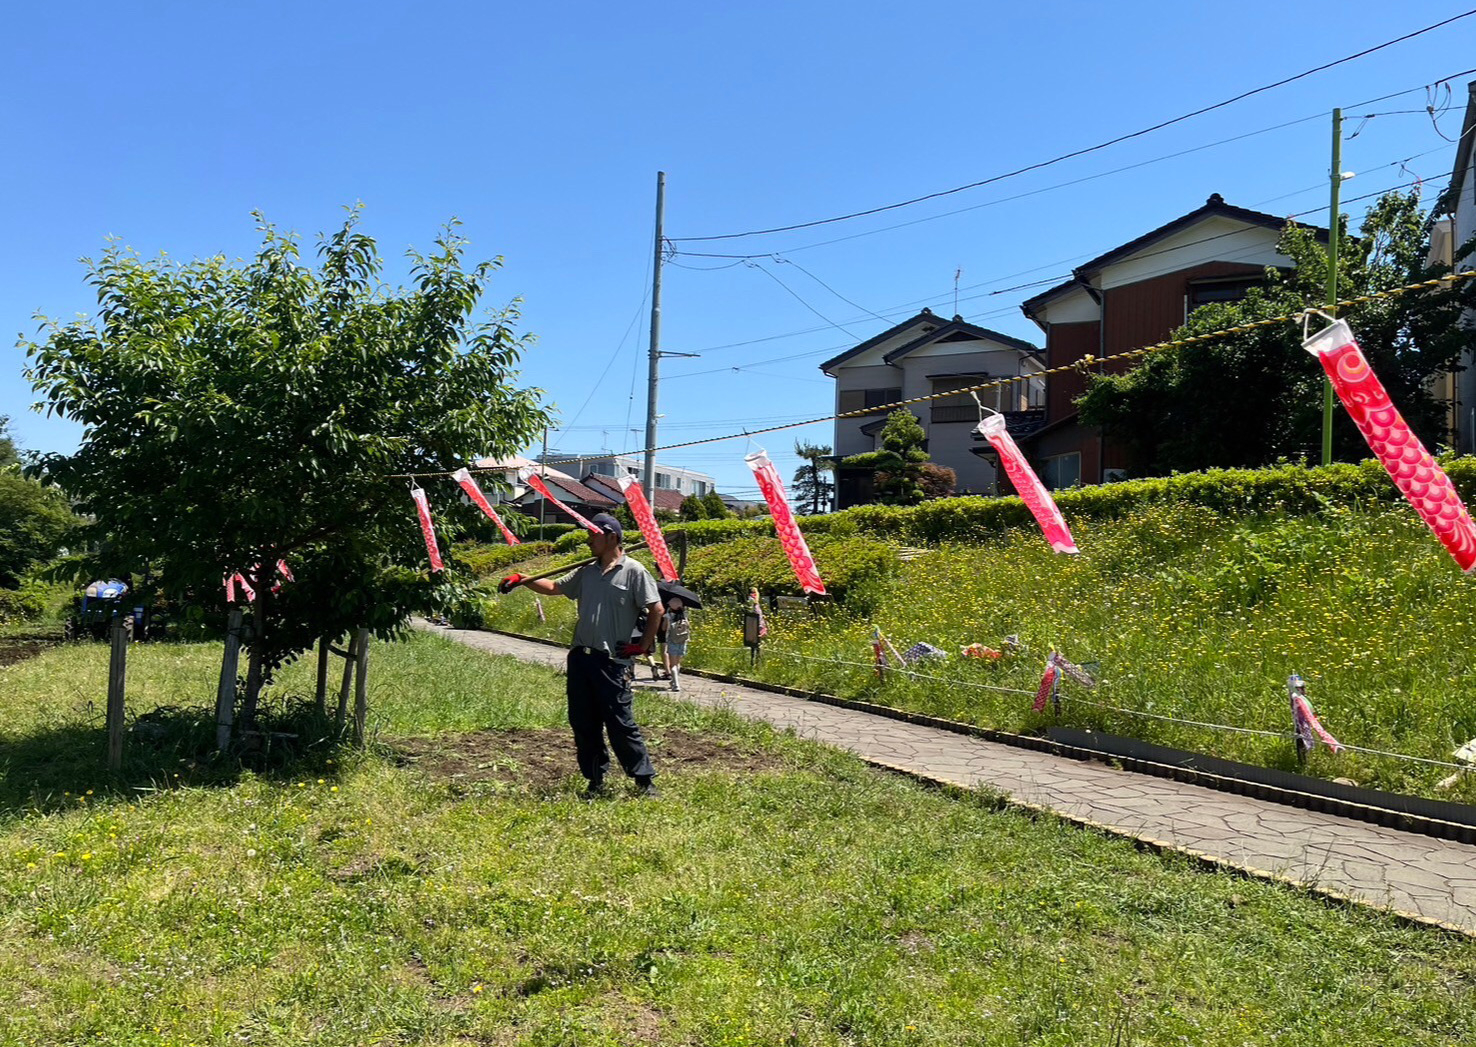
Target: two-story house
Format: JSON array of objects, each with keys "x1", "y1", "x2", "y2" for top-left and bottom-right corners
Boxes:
[
  {"x1": 1430, "y1": 79, "x2": 1476, "y2": 452},
  {"x1": 820, "y1": 310, "x2": 1045, "y2": 508},
  {"x1": 1017, "y1": 193, "x2": 1328, "y2": 485}
]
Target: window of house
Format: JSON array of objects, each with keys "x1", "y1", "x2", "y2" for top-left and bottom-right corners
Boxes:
[
  {"x1": 1039, "y1": 452, "x2": 1081, "y2": 491},
  {"x1": 838, "y1": 387, "x2": 902, "y2": 414},
  {"x1": 1187, "y1": 277, "x2": 1262, "y2": 314},
  {"x1": 656, "y1": 472, "x2": 671, "y2": 488},
  {"x1": 930, "y1": 375, "x2": 987, "y2": 424}
]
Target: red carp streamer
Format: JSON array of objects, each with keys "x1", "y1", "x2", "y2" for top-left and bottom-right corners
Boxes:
[
  {"x1": 1032, "y1": 658, "x2": 1060, "y2": 714},
  {"x1": 452, "y1": 468, "x2": 521, "y2": 546},
  {"x1": 1288, "y1": 673, "x2": 1341, "y2": 753},
  {"x1": 746, "y1": 450, "x2": 828, "y2": 594},
  {"x1": 618, "y1": 477, "x2": 679, "y2": 581},
  {"x1": 1305, "y1": 319, "x2": 1476, "y2": 571},
  {"x1": 410, "y1": 487, "x2": 445, "y2": 572},
  {"x1": 525, "y1": 473, "x2": 601, "y2": 534},
  {"x1": 976, "y1": 414, "x2": 1079, "y2": 555}
]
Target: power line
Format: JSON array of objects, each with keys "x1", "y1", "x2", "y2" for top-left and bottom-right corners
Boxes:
[{"x1": 670, "y1": 12, "x2": 1476, "y2": 243}]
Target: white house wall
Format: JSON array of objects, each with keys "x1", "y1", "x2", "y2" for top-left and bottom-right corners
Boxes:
[
  {"x1": 1456, "y1": 144, "x2": 1476, "y2": 452},
  {"x1": 1098, "y1": 217, "x2": 1290, "y2": 289}
]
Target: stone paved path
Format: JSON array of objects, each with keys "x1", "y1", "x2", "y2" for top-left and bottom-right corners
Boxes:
[{"x1": 429, "y1": 624, "x2": 1476, "y2": 934}]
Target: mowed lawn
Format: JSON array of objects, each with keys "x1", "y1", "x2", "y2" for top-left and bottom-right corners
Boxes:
[{"x1": 1, "y1": 632, "x2": 1474, "y2": 1046}]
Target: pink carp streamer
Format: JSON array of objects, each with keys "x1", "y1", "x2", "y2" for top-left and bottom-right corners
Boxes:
[
  {"x1": 525, "y1": 473, "x2": 601, "y2": 534},
  {"x1": 749, "y1": 587, "x2": 767, "y2": 638},
  {"x1": 410, "y1": 487, "x2": 445, "y2": 572},
  {"x1": 1288, "y1": 674, "x2": 1341, "y2": 754},
  {"x1": 975, "y1": 414, "x2": 1079, "y2": 554},
  {"x1": 452, "y1": 468, "x2": 521, "y2": 546},
  {"x1": 745, "y1": 450, "x2": 828, "y2": 594},
  {"x1": 1305, "y1": 319, "x2": 1476, "y2": 572},
  {"x1": 1049, "y1": 651, "x2": 1097, "y2": 689},
  {"x1": 224, "y1": 561, "x2": 291, "y2": 603},
  {"x1": 618, "y1": 477, "x2": 679, "y2": 580},
  {"x1": 1031, "y1": 658, "x2": 1060, "y2": 713}
]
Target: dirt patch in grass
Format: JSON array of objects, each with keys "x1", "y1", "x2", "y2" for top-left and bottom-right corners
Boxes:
[
  {"x1": 391, "y1": 727, "x2": 783, "y2": 792},
  {"x1": 0, "y1": 640, "x2": 58, "y2": 668}
]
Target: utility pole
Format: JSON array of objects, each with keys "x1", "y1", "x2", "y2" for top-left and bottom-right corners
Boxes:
[
  {"x1": 1321, "y1": 108, "x2": 1343, "y2": 467},
  {"x1": 644, "y1": 171, "x2": 666, "y2": 503},
  {"x1": 539, "y1": 425, "x2": 549, "y2": 528}
]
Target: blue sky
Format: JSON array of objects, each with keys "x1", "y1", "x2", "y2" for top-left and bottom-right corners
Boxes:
[{"x1": 3, "y1": 1, "x2": 1474, "y2": 498}]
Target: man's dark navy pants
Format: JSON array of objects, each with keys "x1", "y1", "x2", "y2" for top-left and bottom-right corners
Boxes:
[{"x1": 566, "y1": 647, "x2": 655, "y2": 785}]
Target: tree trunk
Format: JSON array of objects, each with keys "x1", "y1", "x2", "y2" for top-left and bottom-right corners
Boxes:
[
  {"x1": 239, "y1": 561, "x2": 273, "y2": 729},
  {"x1": 315, "y1": 635, "x2": 330, "y2": 716},
  {"x1": 335, "y1": 630, "x2": 357, "y2": 734},
  {"x1": 352, "y1": 627, "x2": 370, "y2": 748}
]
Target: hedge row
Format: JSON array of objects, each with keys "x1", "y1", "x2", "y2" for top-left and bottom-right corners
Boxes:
[
  {"x1": 680, "y1": 532, "x2": 901, "y2": 605},
  {"x1": 455, "y1": 541, "x2": 556, "y2": 577},
  {"x1": 519, "y1": 522, "x2": 576, "y2": 542},
  {"x1": 651, "y1": 459, "x2": 1476, "y2": 548}
]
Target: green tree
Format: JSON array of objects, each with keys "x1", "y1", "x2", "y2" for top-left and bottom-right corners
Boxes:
[
  {"x1": 700, "y1": 489, "x2": 730, "y2": 518},
  {"x1": 678, "y1": 494, "x2": 708, "y2": 521},
  {"x1": 1079, "y1": 191, "x2": 1476, "y2": 475},
  {"x1": 0, "y1": 418, "x2": 76, "y2": 589},
  {"x1": 919, "y1": 462, "x2": 956, "y2": 500},
  {"x1": 791, "y1": 440, "x2": 835, "y2": 514},
  {"x1": 23, "y1": 211, "x2": 548, "y2": 731},
  {"x1": 841, "y1": 410, "x2": 930, "y2": 505}
]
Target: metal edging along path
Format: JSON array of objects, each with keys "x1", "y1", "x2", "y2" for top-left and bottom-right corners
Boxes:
[{"x1": 479, "y1": 625, "x2": 1476, "y2": 847}]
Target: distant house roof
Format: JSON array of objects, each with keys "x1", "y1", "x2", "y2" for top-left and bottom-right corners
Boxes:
[
  {"x1": 529, "y1": 474, "x2": 615, "y2": 507},
  {"x1": 818, "y1": 309, "x2": 1037, "y2": 374},
  {"x1": 651, "y1": 487, "x2": 686, "y2": 513},
  {"x1": 1021, "y1": 193, "x2": 1330, "y2": 317},
  {"x1": 582, "y1": 474, "x2": 626, "y2": 503}
]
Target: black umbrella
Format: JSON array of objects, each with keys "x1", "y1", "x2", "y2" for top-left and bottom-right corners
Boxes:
[{"x1": 657, "y1": 580, "x2": 703, "y2": 610}]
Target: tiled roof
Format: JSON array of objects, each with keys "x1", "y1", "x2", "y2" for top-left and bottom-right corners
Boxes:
[
  {"x1": 582, "y1": 474, "x2": 627, "y2": 503},
  {"x1": 539, "y1": 475, "x2": 615, "y2": 506}
]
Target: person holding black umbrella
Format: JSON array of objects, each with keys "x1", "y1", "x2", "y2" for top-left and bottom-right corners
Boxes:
[{"x1": 499, "y1": 513, "x2": 662, "y2": 798}]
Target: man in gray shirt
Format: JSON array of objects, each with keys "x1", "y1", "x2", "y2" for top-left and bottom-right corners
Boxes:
[{"x1": 501, "y1": 513, "x2": 663, "y2": 797}]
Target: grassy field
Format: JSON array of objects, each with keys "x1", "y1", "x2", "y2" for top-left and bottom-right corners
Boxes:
[
  {"x1": 1, "y1": 632, "x2": 1475, "y2": 1044},
  {"x1": 482, "y1": 502, "x2": 1476, "y2": 799}
]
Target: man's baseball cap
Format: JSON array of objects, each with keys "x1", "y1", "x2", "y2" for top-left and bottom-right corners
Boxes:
[{"x1": 589, "y1": 512, "x2": 624, "y2": 541}]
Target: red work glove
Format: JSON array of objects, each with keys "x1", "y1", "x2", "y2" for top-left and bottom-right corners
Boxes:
[
  {"x1": 497, "y1": 573, "x2": 524, "y2": 594},
  {"x1": 616, "y1": 641, "x2": 647, "y2": 658}
]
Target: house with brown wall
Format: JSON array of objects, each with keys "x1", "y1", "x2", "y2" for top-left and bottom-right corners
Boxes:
[{"x1": 1015, "y1": 193, "x2": 1327, "y2": 486}]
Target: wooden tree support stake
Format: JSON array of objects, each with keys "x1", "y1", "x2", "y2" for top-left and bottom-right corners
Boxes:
[
  {"x1": 352, "y1": 627, "x2": 370, "y2": 748},
  {"x1": 106, "y1": 615, "x2": 130, "y2": 769},
  {"x1": 215, "y1": 608, "x2": 245, "y2": 750}
]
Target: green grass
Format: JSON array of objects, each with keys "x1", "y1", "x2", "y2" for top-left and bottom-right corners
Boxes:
[
  {"x1": 2, "y1": 633, "x2": 1475, "y2": 1044},
  {"x1": 483, "y1": 502, "x2": 1476, "y2": 799}
]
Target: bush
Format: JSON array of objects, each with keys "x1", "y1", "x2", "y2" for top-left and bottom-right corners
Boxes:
[
  {"x1": 0, "y1": 586, "x2": 45, "y2": 624},
  {"x1": 448, "y1": 596, "x2": 490, "y2": 630},
  {"x1": 520, "y1": 523, "x2": 576, "y2": 542},
  {"x1": 680, "y1": 533, "x2": 900, "y2": 604},
  {"x1": 454, "y1": 541, "x2": 554, "y2": 577}
]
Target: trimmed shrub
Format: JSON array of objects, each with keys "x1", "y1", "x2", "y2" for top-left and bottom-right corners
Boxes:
[
  {"x1": 521, "y1": 523, "x2": 576, "y2": 542},
  {"x1": 454, "y1": 541, "x2": 555, "y2": 577},
  {"x1": 681, "y1": 532, "x2": 900, "y2": 604}
]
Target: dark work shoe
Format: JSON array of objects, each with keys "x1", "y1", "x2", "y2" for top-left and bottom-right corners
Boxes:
[
  {"x1": 635, "y1": 778, "x2": 660, "y2": 798},
  {"x1": 582, "y1": 780, "x2": 607, "y2": 800}
]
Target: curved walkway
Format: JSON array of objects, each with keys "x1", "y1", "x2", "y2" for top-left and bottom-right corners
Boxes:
[{"x1": 427, "y1": 624, "x2": 1476, "y2": 936}]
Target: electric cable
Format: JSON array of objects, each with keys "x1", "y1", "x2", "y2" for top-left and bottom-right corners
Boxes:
[{"x1": 670, "y1": 13, "x2": 1476, "y2": 243}]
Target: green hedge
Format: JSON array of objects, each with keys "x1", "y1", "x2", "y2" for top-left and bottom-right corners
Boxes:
[
  {"x1": 520, "y1": 523, "x2": 576, "y2": 542},
  {"x1": 454, "y1": 541, "x2": 555, "y2": 577},
  {"x1": 643, "y1": 459, "x2": 1476, "y2": 549},
  {"x1": 680, "y1": 533, "x2": 900, "y2": 605}
]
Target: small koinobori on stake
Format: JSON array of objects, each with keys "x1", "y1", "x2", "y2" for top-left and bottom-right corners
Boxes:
[
  {"x1": 1031, "y1": 656, "x2": 1061, "y2": 714},
  {"x1": 1288, "y1": 673, "x2": 1341, "y2": 760},
  {"x1": 973, "y1": 400, "x2": 1079, "y2": 555},
  {"x1": 410, "y1": 486, "x2": 445, "y2": 572},
  {"x1": 746, "y1": 449, "x2": 828, "y2": 595},
  {"x1": 1304, "y1": 317, "x2": 1476, "y2": 571},
  {"x1": 618, "y1": 476, "x2": 679, "y2": 581},
  {"x1": 524, "y1": 472, "x2": 602, "y2": 534},
  {"x1": 452, "y1": 467, "x2": 521, "y2": 546},
  {"x1": 224, "y1": 560, "x2": 292, "y2": 603}
]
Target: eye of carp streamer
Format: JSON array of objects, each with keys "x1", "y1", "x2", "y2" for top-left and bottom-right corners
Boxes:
[
  {"x1": 524, "y1": 473, "x2": 601, "y2": 534},
  {"x1": 1304, "y1": 319, "x2": 1476, "y2": 572},
  {"x1": 452, "y1": 468, "x2": 521, "y2": 546},
  {"x1": 975, "y1": 414, "x2": 1079, "y2": 555},
  {"x1": 410, "y1": 486, "x2": 444, "y2": 572},
  {"x1": 618, "y1": 477, "x2": 679, "y2": 581},
  {"x1": 745, "y1": 450, "x2": 828, "y2": 594}
]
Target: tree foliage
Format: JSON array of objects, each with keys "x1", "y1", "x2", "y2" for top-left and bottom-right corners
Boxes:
[
  {"x1": 1078, "y1": 192, "x2": 1476, "y2": 475},
  {"x1": 791, "y1": 440, "x2": 835, "y2": 514},
  {"x1": 22, "y1": 211, "x2": 549, "y2": 716},
  {"x1": 678, "y1": 494, "x2": 708, "y2": 521},
  {"x1": 0, "y1": 417, "x2": 77, "y2": 589},
  {"x1": 919, "y1": 462, "x2": 956, "y2": 500},
  {"x1": 700, "y1": 489, "x2": 730, "y2": 519},
  {"x1": 841, "y1": 410, "x2": 930, "y2": 505}
]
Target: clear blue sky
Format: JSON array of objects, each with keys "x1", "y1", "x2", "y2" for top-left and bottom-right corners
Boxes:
[{"x1": 3, "y1": 1, "x2": 1474, "y2": 498}]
